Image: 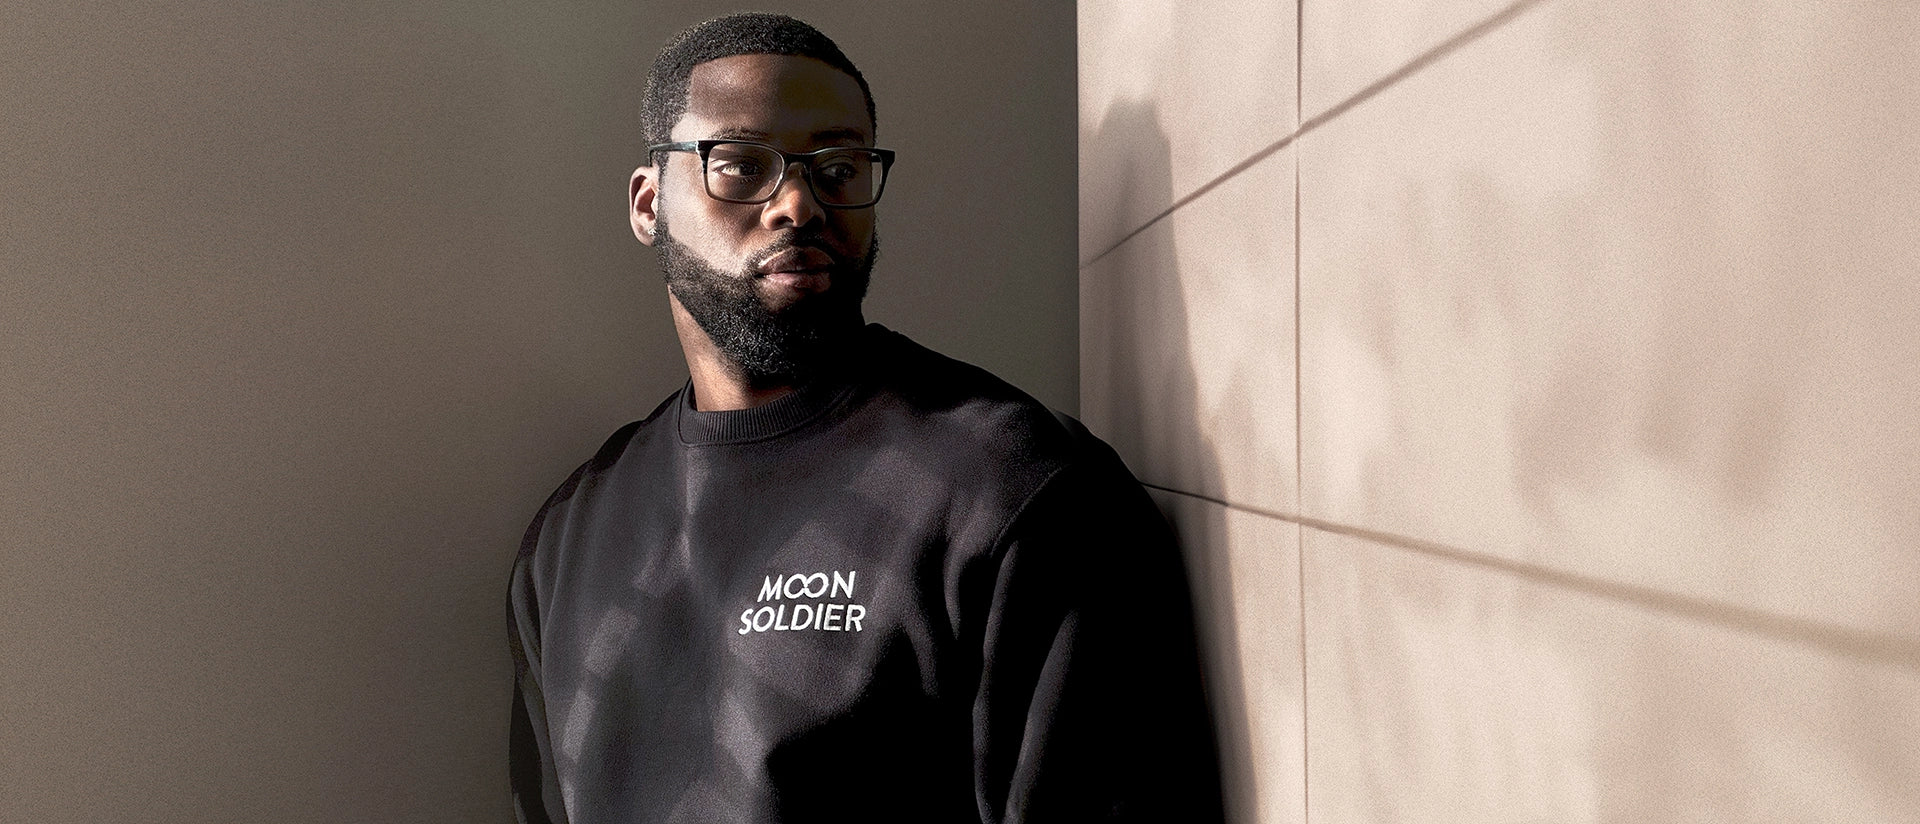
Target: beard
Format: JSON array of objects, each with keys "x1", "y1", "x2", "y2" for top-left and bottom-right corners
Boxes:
[{"x1": 654, "y1": 214, "x2": 877, "y2": 388}]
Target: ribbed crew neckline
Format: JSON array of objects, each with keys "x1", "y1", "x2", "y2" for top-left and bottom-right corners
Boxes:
[{"x1": 673, "y1": 325, "x2": 889, "y2": 446}]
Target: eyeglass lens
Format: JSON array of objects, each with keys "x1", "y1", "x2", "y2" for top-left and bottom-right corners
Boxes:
[{"x1": 705, "y1": 143, "x2": 884, "y2": 206}]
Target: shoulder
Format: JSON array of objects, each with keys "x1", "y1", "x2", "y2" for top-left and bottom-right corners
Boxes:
[
  {"x1": 517, "y1": 391, "x2": 678, "y2": 550},
  {"x1": 861, "y1": 326, "x2": 1080, "y2": 458},
  {"x1": 856, "y1": 325, "x2": 1139, "y2": 501}
]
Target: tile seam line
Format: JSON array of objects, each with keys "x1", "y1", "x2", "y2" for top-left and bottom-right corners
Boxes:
[
  {"x1": 1293, "y1": 0, "x2": 1307, "y2": 820},
  {"x1": 1138, "y1": 481, "x2": 1920, "y2": 671},
  {"x1": 1076, "y1": 0, "x2": 1552, "y2": 271}
]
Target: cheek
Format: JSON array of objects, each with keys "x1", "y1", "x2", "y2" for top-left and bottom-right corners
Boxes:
[
  {"x1": 663, "y1": 173, "x2": 751, "y2": 240},
  {"x1": 667, "y1": 205, "x2": 756, "y2": 259}
]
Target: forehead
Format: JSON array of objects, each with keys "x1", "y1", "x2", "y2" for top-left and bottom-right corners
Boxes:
[{"x1": 676, "y1": 53, "x2": 872, "y2": 145}]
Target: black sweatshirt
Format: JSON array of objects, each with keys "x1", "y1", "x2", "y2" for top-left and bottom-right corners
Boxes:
[{"x1": 508, "y1": 325, "x2": 1224, "y2": 824}]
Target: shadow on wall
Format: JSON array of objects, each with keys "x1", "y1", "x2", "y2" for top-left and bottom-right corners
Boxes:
[{"x1": 1082, "y1": 97, "x2": 1259, "y2": 821}]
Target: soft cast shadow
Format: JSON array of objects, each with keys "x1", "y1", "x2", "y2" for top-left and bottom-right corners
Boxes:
[{"x1": 1082, "y1": 97, "x2": 1260, "y2": 823}]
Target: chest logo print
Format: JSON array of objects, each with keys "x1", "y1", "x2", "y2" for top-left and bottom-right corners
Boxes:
[{"x1": 737, "y1": 569, "x2": 867, "y2": 635}]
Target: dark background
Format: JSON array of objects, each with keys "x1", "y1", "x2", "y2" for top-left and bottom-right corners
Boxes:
[{"x1": 0, "y1": 2, "x2": 1075, "y2": 820}]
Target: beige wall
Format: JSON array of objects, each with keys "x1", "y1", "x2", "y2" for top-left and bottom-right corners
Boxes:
[
  {"x1": 1081, "y1": 0, "x2": 1920, "y2": 821},
  {"x1": 1, "y1": 3, "x2": 1071, "y2": 821}
]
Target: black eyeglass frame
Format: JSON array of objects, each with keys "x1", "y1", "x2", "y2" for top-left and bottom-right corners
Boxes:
[{"x1": 647, "y1": 140, "x2": 897, "y2": 208}]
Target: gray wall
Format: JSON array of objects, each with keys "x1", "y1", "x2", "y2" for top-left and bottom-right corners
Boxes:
[{"x1": 1, "y1": 3, "x2": 1073, "y2": 821}]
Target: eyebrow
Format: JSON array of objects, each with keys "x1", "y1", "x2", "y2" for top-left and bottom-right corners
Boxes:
[{"x1": 708, "y1": 126, "x2": 872, "y2": 144}]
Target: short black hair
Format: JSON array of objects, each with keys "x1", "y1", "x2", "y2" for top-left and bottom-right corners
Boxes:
[{"x1": 642, "y1": 13, "x2": 876, "y2": 149}]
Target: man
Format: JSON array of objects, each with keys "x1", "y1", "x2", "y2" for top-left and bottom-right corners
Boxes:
[{"x1": 508, "y1": 13, "x2": 1223, "y2": 824}]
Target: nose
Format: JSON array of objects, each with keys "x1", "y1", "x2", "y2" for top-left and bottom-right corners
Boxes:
[{"x1": 760, "y1": 161, "x2": 825, "y2": 230}]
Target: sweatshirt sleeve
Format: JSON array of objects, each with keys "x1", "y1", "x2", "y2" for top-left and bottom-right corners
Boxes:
[
  {"x1": 508, "y1": 520, "x2": 570, "y2": 824},
  {"x1": 970, "y1": 448, "x2": 1227, "y2": 823}
]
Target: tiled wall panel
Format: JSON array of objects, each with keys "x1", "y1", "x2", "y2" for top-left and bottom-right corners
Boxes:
[
  {"x1": 1079, "y1": 0, "x2": 1303, "y2": 812},
  {"x1": 1082, "y1": 155, "x2": 1298, "y2": 514},
  {"x1": 1087, "y1": 0, "x2": 1920, "y2": 821},
  {"x1": 1151, "y1": 491, "x2": 1304, "y2": 824},
  {"x1": 1079, "y1": 0, "x2": 1297, "y2": 261},
  {"x1": 1300, "y1": 0, "x2": 1528, "y2": 114},
  {"x1": 1090, "y1": 148, "x2": 1297, "y2": 510},
  {"x1": 1303, "y1": 528, "x2": 1920, "y2": 823},
  {"x1": 1079, "y1": 1, "x2": 1301, "y2": 819},
  {"x1": 1298, "y1": 0, "x2": 1920, "y2": 638}
]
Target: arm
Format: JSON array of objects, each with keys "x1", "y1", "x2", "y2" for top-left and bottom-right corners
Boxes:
[
  {"x1": 970, "y1": 448, "x2": 1226, "y2": 823},
  {"x1": 508, "y1": 536, "x2": 568, "y2": 824}
]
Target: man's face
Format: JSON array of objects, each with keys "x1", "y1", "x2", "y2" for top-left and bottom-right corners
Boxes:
[{"x1": 633, "y1": 54, "x2": 879, "y2": 384}]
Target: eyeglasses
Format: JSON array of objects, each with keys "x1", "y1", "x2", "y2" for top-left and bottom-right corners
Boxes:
[{"x1": 648, "y1": 140, "x2": 896, "y2": 208}]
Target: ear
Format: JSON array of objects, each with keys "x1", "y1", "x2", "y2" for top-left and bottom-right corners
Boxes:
[{"x1": 630, "y1": 164, "x2": 659, "y2": 246}]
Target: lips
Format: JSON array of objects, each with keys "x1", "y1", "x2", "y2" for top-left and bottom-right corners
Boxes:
[{"x1": 757, "y1": 247, "x2": 836, "y2": 276}]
